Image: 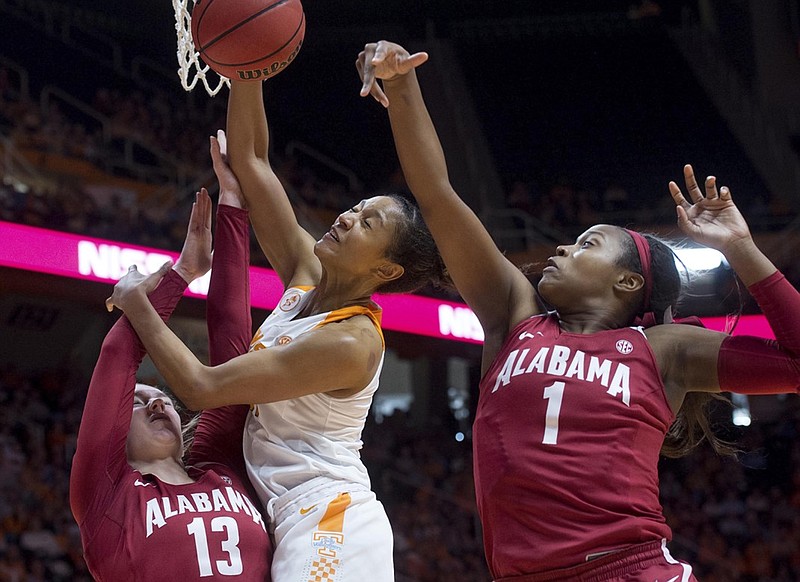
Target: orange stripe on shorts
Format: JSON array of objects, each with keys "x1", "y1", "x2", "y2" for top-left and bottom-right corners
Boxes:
[{"x1": 318, "y1": 492, "x2": 351, "y2": 533}]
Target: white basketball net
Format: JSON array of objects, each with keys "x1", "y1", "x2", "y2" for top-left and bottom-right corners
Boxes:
[{"x1": 173, "y1": 0, "x2": 229, "y2": 96}]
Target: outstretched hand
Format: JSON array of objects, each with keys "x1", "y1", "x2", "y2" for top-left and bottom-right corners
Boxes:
[
  {"x1": 211, "y1": 130, "x2": 246, "y2": 209},
  {"x1": 105, "y1": 261, "x2": 173, "y2": 313},
  {"x1": 669, "y1": 164, "x2": 753, "y2": 253},
  {"x1": 173, "y1": 189, "x2": 213, "y2": 283},
  {"x1": 357, "y1": 40, "x2": 429, "y2": 108}
]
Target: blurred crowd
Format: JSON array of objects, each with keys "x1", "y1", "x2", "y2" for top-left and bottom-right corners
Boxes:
[
  {"x1": 0, "y1": 367, "x2": 90, "y2": 582},
  {"x1": 3, "y1": 63, "x2": 792, "y2": 264},
  {"x1": 503, "y1": 174, "x2": 783, "y2": 240},
  {"x1": 1, "y1": 366, "x2": 800, "y2": 581},
  {"x1": 0, "y1": 70, "x2": 370, "y2": 269}
]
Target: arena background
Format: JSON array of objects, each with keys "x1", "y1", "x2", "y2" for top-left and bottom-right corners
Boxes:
[{"x1": 1, "y1": 1, "x2": 800, "y2": 579}]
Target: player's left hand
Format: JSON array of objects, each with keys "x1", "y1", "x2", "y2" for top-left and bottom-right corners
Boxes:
[
  {"x1": 669, "y1": 164, "x2": 753, "y2": 254},
  {"x1": 173, "y1": 189, "x2": 213, "y2": 283},
  {"x1": 105, "y1": 261, "x2": 172, "y2": 313},
  {"x1": 211, "y1": 130, "x2": 247, "y2": 209},
  {"x1": 357, "y1": 40, "x2": 429, "y2": 107}
]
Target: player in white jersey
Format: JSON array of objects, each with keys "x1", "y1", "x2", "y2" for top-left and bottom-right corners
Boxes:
[
  {"x1": 244, "y1": 286, "x2": 390, "y2": 581},
  {"x1": 106, "y1": 80, "x2": 449, "y2": 581}
]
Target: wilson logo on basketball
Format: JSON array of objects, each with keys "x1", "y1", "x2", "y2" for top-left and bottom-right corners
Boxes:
[
  {"x1": 190, "y1": 0, "x2": 305, "y2": 81},
  {"x1": 277, "y1": 336, "x2": 293, "y2": 345},
  {"x1": 236, "y1": 40, "x2": 304, "y2": 81},
  {"x1": 615, "y1": 340, "x2": 634, "y2": 355}
]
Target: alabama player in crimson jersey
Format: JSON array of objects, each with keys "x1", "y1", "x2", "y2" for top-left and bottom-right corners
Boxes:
[
  {"x1": 359, "y1": 40, "x2": 800, "y2": 581},
  {"x1": 70, "y1": 158, "x2": 272, "y2": 580}
]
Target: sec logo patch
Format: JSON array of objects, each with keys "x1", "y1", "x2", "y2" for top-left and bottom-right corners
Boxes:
[{"x1": 616, "y1": 339, "x2": 634, "y2": 354}]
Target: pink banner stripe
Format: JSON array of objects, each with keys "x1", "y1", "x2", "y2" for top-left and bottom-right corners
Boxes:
[{"x1": 0, "y1": 220, "x2": 775, "y2": 343}]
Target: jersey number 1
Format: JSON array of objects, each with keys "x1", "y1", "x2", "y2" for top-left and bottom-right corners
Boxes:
[
  {"x1": 187, "y1": 516, "x2": 243, "y2": 576},
  {"x1": 542, "y1": 381, "x2": 565, "y2": 445}
]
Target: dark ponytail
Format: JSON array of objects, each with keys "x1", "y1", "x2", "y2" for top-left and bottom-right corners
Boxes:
[
  {"x1": 661, "y1": 393, "x2": 737, "y2": 458},
  {"x1": 377, "y1": 194, "x2": 451, "y2": 294},
  {"x1": 618, "y1": 230, "x2": 737, "y2": 458}
]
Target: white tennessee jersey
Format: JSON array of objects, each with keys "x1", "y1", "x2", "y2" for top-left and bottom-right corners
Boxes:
[{"x1": 243, "y1": 286, "x2": 385, "y2": 506}]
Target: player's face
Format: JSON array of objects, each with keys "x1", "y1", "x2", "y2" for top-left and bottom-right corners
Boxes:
[
  {"x1": 126, "y1": 384, "x2": 183, "y2": 463},
  {"x1": 537, "y1": 225, "x2": 630, "y2": 311},
  {"x1": 315, "y1": 196, "x2": 403, "y2": 278}
]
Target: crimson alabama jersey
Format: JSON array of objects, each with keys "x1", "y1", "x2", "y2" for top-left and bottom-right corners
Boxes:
[
  {"x1": 474, "y1": 313, "x2": 674, "y2": 578},
  {"x1": 71, "y1": 210, "x2": 272, "y2": 581}
]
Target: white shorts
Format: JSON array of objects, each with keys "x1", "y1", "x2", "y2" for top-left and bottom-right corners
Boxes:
[{"x1": 269, "y1": 478, "x2": 394, "y2": 582}]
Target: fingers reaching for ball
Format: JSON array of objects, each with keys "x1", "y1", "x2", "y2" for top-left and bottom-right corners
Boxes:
[{"x1": 357, "y1": 40, "x2": 429, "y2": 107}]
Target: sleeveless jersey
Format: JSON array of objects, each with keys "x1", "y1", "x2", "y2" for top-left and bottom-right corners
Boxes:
[
  {"x1": 243, "y1": 286, "x2": 384, "y2": 509},
  {"x1": 474, "y1": 313, "x2": 675, "y2": 578}
]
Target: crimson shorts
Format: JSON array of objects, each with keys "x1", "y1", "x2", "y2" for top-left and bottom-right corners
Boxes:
[{"x1": 495, "y1": 539, "x2": 697, "y2": 582}]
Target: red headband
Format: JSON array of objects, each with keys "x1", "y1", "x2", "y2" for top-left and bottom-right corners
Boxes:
[{"x1": 624, "y1": 229, "x2": 652, "y2": 313}]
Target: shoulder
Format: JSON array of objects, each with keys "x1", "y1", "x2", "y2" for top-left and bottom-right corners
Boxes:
[
  {"x1": 317, "y1": 314, "x2": 383, "y2": 349},
  {"x1": 276, "y1": 286, "x2": 314, "y2": 311},
  {"x1": 643, "y1": 321, "x2": 726, "y2": 352},
  {"x1": 297, "y1": 315, "x2": 384, "y2": 397},
  {"x1": 280, "y1": 314, "x2": 383, "y2": 364},
  {"x1": 643, "y1": 322, "x2": 727, "y2": 391}
]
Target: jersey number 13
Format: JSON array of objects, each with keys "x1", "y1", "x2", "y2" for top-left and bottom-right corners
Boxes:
[{"x1": 187, "y1": 516, "x2": 243, "y2": 577}]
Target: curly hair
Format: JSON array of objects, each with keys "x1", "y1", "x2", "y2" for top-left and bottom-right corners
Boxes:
[{"x1": 376, "y1": 193, "x2": 451, "y2": 294}]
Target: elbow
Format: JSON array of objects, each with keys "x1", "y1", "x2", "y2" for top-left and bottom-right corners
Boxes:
[
  {"x1": 181, "y1": 384, "x2": 214, "y2": 412},
  {"x1": 173, "y1": 369, "x2": 217, "y2": 411},
  {"x1": 229, "y1": 151, "x2": 249, "y2": 172},
  {"x1": 179, "y1": 394, "x2": 205, "y2": 413},
  {"x1": 230, "y1": 152, "x2": 268, "y2": 176}
]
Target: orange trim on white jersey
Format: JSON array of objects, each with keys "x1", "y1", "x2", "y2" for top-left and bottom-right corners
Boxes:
[
  {"x1": 244, "y1": 286, "x2": 385, "y2": 501},
  {"x1": 314, "y1": 304, "x2": 384, "y2": 349}
]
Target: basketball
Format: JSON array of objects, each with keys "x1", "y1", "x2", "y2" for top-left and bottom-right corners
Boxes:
[{"x1": 191, "y1": 0, "x2": 305, "y2": 81}]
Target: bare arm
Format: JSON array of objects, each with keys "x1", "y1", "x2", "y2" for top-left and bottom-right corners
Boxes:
[
  {"x1": 646, "y1": 324, "x2": 725, "y2": 411},
  {"x1": 669, "y1": 165, "x2": 776, "y2": 285},
  {"x1": 358, "y1": 42, "x2": 541, "y2": 343},
  {"x1": 649, "y1": 166, "x2": 800, "y2": 410},
  {"x1": 106, "y1": 270, "x2": 382, "y2": 410},
  {"x1": 224, "y1": 81, "x2": 320, "y2": 288}
]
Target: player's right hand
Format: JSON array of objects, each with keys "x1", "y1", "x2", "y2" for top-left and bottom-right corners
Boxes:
[
  {"x1": 357, "y1": 40, "x2": 429, "y2": 107},
  {"x1": 105, "y1": 261, "x2": 172, "y2": 313}
]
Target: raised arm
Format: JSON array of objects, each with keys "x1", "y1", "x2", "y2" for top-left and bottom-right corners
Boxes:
[
  {"x1": 224, "y1": 80, "x2": 320, "y2": 288},
  {"x1": 206, "y1": 138, "x2": 253, "y2": 364},
  {"x1": 71, "y1": 196, "x2": 210, "y2": 524},
  {"x1": 358, "y1": 41, "x2": 540, "y2": 340},
  {"x1": 669, "y1": 165, "x2": 776, "y2": 286},
  {"x1": 649, "y1": 166, "x2": 800, "y2": 408},
  {"x1": 102, "y1": 283, "x2": 382, "y2": 411},
  {"x1": 185, "y1": 152, "x2": 253, "y2": 470}
]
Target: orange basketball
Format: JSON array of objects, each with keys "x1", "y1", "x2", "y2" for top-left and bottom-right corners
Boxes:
[{"x1": 191, "y1": 0, "x2": 305, "y2": 81}]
